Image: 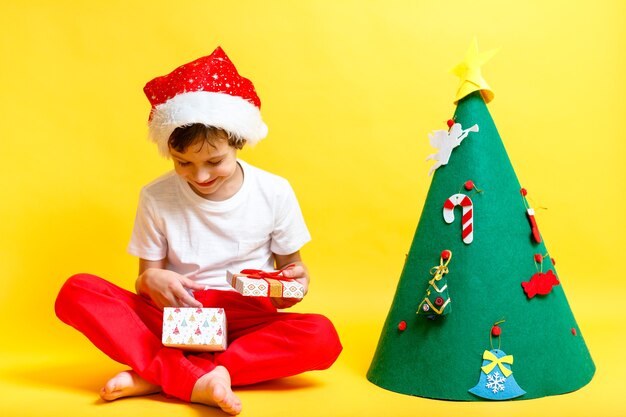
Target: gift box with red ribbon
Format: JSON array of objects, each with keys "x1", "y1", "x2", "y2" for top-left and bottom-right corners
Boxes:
[
  {"x1": 227, "y1": 268, "x2": 304, "y2": 299},
  {"x1": 162, "y1": 307, "x2": 227, "y2": 352}
]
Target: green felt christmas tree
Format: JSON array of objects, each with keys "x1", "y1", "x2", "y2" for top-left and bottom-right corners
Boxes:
[{"x1": 367, "y1": 40, "x2": 595, "y2": 401}]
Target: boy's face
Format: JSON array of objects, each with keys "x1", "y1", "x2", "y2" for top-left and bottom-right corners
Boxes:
[{"x1": 169, "y1": 137, "x2": 240, "y2": 201}]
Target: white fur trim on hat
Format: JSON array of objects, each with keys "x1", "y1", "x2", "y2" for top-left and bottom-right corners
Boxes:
[{"x1": 148, "y1": 91, "x2": 268, "y2": 157}]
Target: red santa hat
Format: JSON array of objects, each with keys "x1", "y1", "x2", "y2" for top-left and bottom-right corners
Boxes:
[{"x1": 144, "y1": 47, "x2": 268, "y2": 156}]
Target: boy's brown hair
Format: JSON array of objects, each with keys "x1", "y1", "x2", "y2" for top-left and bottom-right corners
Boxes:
[{"x1": 168, "y1": 124, "x2": 246, "y2": 152}]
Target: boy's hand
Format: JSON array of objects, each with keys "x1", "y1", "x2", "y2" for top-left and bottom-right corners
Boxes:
[
  {"x1": 137, "y1": 268, "x2": 205, "y2": 310},
  {"x1": 270, "y1": 262, "x2": 309, "y2": 309}
]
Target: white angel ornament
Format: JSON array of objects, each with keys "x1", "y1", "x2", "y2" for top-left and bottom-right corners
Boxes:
[{"x1": 426, "y1": 122, "x2": 479, "y2": 176}]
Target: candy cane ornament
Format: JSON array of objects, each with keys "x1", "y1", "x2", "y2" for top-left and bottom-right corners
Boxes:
[
  {"x1": 520, "y1": 188, "x2": 542, "y2": 244},
  {"x1": 526, "y1": 208, "x2": 541, "y2": 243},
  {"x1": 443, "y1": 193, "x2": 474, "y2": 244}
]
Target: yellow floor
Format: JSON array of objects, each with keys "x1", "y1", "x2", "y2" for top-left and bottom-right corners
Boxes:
[{"x1": 1, "y1": 282, "x2": 623, "y2": 417}]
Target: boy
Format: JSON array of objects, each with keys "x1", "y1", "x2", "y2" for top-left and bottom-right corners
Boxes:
[{"x1": 55, "y1": 47, "x2": 342, "y2": 415}]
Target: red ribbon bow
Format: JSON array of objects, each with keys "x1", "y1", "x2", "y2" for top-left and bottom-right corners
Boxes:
[{"x1": 239, "y1": 265, "x2": 294, "y2": 281}]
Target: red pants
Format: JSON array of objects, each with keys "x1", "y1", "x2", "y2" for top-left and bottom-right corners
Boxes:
[{"x1": 55, "y1": 274, "x2": 342, "y2": 401}]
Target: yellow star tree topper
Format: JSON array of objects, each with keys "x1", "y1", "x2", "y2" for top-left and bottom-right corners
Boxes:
[{"x1": 451, "y1": 38, "x2": 499, "y2": 104}]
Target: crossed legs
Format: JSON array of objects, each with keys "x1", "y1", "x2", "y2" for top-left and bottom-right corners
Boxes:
[{"x1": 55, "y1": 274, "x2": 342, "y2": 414}]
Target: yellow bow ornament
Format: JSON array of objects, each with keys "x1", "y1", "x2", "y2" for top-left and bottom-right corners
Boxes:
[{"x1": 480, "y1": 350, "x2": 514, "y2": 378}]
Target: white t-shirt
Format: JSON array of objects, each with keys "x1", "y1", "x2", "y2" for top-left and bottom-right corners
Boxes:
[{"x1": 127, "y1": 160, "x2": 311, "y2": 291}]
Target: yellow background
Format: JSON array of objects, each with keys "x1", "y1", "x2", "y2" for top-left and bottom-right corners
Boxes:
[{"x1": 1, "y1": 1, "x2": 624, "y2": 416}]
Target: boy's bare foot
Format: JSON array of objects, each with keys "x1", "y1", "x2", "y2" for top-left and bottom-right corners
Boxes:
[
  {"x1": 99, "y1": 370, "x2": 161, "y2": 401},
  {"x1": 190, "y1": 366, "x2": 242, "y2": 415}
]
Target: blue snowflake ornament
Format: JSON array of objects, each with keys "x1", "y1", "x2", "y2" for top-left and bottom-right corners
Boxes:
[{"x1": 469, "y1": 349, "x2": 526, "y2": 400}]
